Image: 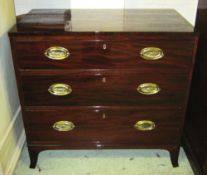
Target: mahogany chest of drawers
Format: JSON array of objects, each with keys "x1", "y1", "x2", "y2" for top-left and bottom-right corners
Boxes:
[{"x1": 9, "y1": 9, "x2": 198, "y2": 168}]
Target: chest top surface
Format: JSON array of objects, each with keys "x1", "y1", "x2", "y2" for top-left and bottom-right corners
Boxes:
[{"x1": 10, "y1": 9, "x2": 194, "y2": 35}]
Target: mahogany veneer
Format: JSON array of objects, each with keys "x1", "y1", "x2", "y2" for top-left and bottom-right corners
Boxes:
[
  {"x1": 20, "y1": 71, "x2": 188, "y2": 107},
  {"x1": 9, "y1": 9, "x2": 198, "y2": 168},
  {"x1": 14, "y1": 36, "x2": 194, "y2": 70}
]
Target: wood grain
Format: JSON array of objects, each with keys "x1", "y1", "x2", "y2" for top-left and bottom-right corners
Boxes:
[
  {"x1": 20, "y1": 70, "x2": 188, "y2": 107},
  {"x1": 25, "y1": 107, "x2": 182, "y2": 145},
  {"x1": 13, "y1": 36, "x2": 194, "y2": 70},
  {"x1": 14, "y1": 9, "x2": 193, "y2": 32}
]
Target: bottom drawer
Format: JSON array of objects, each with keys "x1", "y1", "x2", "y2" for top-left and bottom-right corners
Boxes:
[{"x1": 24, "y1": 107, "x2": 183, "y2": 147}]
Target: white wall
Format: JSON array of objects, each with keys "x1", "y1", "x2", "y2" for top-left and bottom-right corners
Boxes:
[
  {"x1": 0, "y1": 0, "x2": 25, "y2": 174},
  {"x1": 124, "y1": 0, "x2": 198, "y2": 26},
  {"x1": 71, "y1": 0, "x2": 124, "y2": 9},
  {"x1": 15, "y1": 0, "x2": 70, "y2": 15},
  {"x1": 14, "y1": 0, "x2": 198, "y2": 25}
]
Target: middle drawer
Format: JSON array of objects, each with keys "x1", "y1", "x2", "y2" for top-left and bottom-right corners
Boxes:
[{"x1": 20, "y1": 70, "x2": 188, "y2": 107}]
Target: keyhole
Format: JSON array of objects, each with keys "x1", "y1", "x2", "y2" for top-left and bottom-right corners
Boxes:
[
  {"x1": 102, "y1": 77, "x2": 106, "y2": 83},
  {"x1": 102, "y1": 43, "x2": 107, "y2": 50},
  {"x1": 102, "y1": 113, "x2": 106, "y2": 119}
]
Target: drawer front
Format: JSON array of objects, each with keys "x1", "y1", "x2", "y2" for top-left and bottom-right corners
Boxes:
[
  {"x1": 14, "y1": 38, "x2": 194, "y2": 71},
  {"x1": 20, "y1": 70, "x2": 188, "y2": 107},
  {"x1": 25, "y1": 107, "x2": 182, "y2": 146}
]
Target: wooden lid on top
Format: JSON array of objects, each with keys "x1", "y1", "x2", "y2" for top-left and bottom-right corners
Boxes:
[
  {"x1": 17, "y1": 9, "x2": 71, "y2": 30},
  {"x1": 14, "y1": 9, "x2": 194, "y2": 33}
]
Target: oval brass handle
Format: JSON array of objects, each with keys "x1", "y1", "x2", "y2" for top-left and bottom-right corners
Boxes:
[
  {"x1": 140, "y1": 47, "x2": 164, "y2": 60},
  {"x1": 53, "y1": 121, "x2": 75, "y2": 132},
  {"x1": 44, "y1": 46, "x2": 70, "y2": 60},
  {"x1": 48, "y1": 83, "x2": 72, "y2": 96},
  {"x1": 137, "y1": 83, "x2": 160, "y2": 95},
  {"x1": 134, "y1": 120, "x2": 156, "y2": 131}
]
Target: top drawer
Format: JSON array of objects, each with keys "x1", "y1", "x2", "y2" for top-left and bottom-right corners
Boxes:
[{"x1": 12, "y1": 36, "x2": 195, "y2": 71}]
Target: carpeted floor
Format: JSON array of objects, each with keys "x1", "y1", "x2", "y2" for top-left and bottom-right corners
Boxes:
[{"x1": 13, "y1": 145, "x2": 194, "y2": 175}]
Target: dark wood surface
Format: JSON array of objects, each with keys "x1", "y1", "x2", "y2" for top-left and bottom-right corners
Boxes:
[
  {"x1": 184, "y1": 9, "x2": 207, "y2": 175},
  {"x1": 12, "y1": 9, "x2": 193, "y2": 33},
  {"x1": 9, "y1": 9, "x2": 198, "y2": 169},
  {"x1": 198, "y1": 0, "x2": 207, "y2": 9},
  {"x1": 13, "y1": 35, "x2": 194, "y2": 70},
  {"x1": 25, "y1": 107, "x2": 181, "y2": 145},
  {"x1": 20, "y1": 70, "x2": 188, "y2": 107}
]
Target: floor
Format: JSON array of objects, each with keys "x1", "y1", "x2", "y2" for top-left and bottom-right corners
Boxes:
[{"x1": 13, "y1": 145, "x2": 194, "y2": 175}]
